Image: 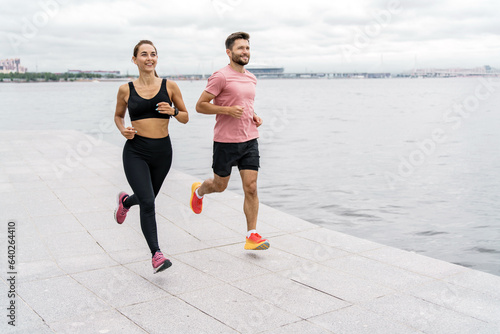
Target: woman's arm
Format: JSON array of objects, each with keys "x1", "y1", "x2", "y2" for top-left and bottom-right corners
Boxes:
[
  {"x1": 114, "y1": 84, "x2": 136, "y2": 139},
  {"x1": 165, "y1": 80, "x2": 189, "y2": 124}
]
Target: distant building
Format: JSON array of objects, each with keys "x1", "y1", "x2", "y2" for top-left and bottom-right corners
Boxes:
[
  {"x1": 410, "y1": 65, "x2": 499, "y2": 78},
  {"x1": 246, "y1": 66, "x2": 284, "y2": 78},
  {"x1": 0, "y1": 58, "x2": 27, "y2": 74},
  {"x1": 68, "y1": 70, "x2": 120, "y2": 76}
]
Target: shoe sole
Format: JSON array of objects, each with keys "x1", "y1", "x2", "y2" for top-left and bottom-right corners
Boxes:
[
  {"x1": 244, "y1": 240, "x2": 270, "y2": 250},
  {"x1": 153, "y1": 259, "x2": 172, "y2": 274},
  {"x1": 190, "y1": 182, "x2": 202, "y2": 214}
]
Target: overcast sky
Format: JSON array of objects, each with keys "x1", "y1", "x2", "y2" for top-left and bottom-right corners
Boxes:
[{"x1": 1, "y1": 0, "x2": 499, "y2": 74}]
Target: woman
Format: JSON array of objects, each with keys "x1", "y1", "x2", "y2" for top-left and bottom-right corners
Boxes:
[{"x1": 113, "y1": 40, "x2": 188, "y2": 273}]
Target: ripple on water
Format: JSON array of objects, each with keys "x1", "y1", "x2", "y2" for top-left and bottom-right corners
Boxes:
[{"x1": 414, "y1": 231, "x2": 449, "y2": 236}]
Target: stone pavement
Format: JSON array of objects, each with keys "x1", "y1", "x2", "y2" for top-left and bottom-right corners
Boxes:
[{"x1": 1, "y1": 130, "x2": 499, "y2": 334}]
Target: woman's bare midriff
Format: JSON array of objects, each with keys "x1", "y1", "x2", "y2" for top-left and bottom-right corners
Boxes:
[{"x1": 132, "y1": 118, "x2": 170, "y2": 138}]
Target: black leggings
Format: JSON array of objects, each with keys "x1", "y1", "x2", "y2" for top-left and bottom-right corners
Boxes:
[{"x1": 122, "y1": 135, "x2": 172, "y2": 256}]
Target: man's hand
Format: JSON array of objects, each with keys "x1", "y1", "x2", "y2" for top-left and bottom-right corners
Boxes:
[
  {"x1": 226, "y1": 105, "x2": 244, "y2": 119},
  {"x1": 253, "y1": 113, "x2": 263, "y2": 127}
]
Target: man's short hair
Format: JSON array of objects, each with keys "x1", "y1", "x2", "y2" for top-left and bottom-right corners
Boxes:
[{"x1": 225, "y1": 32, "x2": 250, "y2": 50}]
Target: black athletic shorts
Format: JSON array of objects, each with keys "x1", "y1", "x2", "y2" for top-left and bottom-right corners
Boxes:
[{"x1": 212, "y1": 139, "x2": 260, "y2": 177}]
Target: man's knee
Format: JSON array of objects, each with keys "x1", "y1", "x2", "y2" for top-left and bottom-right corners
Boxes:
[
  {"x1": 243, "y1": 180, "x2": 258, "y2": 197},
  {"x1": 213, "y1": 180, "x2": 228, "y2": 193}
]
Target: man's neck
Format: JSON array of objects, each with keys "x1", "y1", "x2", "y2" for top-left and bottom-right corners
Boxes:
[{"x1": 229, "y1": 62, "x2": 245, "y2": 73}]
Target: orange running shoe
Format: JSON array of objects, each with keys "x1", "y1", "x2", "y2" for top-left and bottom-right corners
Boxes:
[
  {"x1": 244, "y1": 233, "x2": 270, "y2": 250},
  {"x1": 190, "y1": 182, "x2": 203, "y2": 214}
]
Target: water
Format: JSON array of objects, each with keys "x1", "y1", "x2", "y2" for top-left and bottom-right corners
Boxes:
[{"x1": 2, "y1": 78, "x2": 499, "y2": 276}]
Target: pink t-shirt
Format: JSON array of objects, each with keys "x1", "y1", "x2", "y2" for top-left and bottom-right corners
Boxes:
[{"x1": 205, "y1": 65, "x2": 259, "y2": 143}]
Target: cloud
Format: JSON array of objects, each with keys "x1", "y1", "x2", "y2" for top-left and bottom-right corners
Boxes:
[{"x1": 1, "y1": 0, "x2": 499, "y2": 74}]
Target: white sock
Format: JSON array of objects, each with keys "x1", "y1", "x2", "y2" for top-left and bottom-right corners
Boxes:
[
  {"x1": 195, "y1": 188, "x2": 204, "y2": 199},
  {"x1": 247, "y1": 229, "x2": 257, "y2": 238}
]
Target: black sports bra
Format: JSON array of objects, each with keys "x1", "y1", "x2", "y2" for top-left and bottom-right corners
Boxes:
[{"x1": 128, "y1": 79, "x2": 172, "y2": 121}]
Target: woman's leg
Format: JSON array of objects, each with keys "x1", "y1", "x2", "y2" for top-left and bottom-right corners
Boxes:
[
  {"x1": 150, "y1": 140, "x2": 173, "y2": 198},
  {"x1": 123, "y1": 144, "x2": 160, "y2": 256},
  {"x1": 139, "y1": 147, "x2": 172, "y2": 255}
]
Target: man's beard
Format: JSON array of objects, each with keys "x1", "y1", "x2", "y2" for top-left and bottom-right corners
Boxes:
[{"x1": 232, "y1": 54, "x2": 249, "y2": 66}]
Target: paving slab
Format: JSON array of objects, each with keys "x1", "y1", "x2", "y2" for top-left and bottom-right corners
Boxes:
[
  {"x1": 308, "y1": 305, "x2": 422, "y2": 334},
  {"x1": 231, "y1": 273, "x2": 350, "y2": 319},
  {"x1": 71, "y1": 266, "x2": 171, "y2": 308},
  {"x1": 361, "y1": 293, "x2": 497, "y2": 333},
  {"x1": 4, "y1": 295, "x2": 54, "y2": 334},
  {"x1": 49, "y1": 309, "x2": 147, "y2": 334},
  {"x1": 119, "y1": 296, "x2": 237, "y2": 333},
  {"x1": 124, "y1": 257, "x2": 226, "y2": 296},
  {"x1": 178, "y1": 283, "x2": 301, "y2": 333},
  {"x1": 322, "y1": 254, "x2": 435, "y2": 291},
  {"x1": 260, "y1": 320, "x2": 333, "y2": 334},
  {"x1": 17, "y1": 275, "x2": 111, "y2": 324},
  {"x1": 1, "y1": 130, "x2": 500, "y2": 334},
  {"x1": 174, "y1": 248, "x2": 272, "y2": 283}
]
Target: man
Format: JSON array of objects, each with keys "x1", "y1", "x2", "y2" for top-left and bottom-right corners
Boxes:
[{"x1": 190, "y1": 32, "x2": 269, "y2": 251}]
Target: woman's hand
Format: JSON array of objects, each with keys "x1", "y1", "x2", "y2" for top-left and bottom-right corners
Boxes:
[
  {"x1": 121, "y1": 127, "x2": 137, "y2": 139},
  {"x1": 156, "y1": 102, "x2": 176, "y2": 116}
]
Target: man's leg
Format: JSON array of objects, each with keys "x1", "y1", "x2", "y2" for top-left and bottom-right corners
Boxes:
[
  {"x1": 198, "y1": 174, "x2": 230, "y2": 197},
  {"x1": 241, "y1": 169, "x2": 269, "y2": 250},
  {"x1": 191, "y1": 141, "x2": 233, "y2": 214},
  {"x1": 190, "y1": 173, "x2": 230, "y2": 214},
  {"x1": 240, "y1": 169, "x2": 259, "y2": 231}
]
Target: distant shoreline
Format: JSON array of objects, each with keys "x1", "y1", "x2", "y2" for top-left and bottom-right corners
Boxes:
[
  {"x1": 0, "y1": 78, "x2": 130, "y2": 83},
  {"x1": 1, "y1": 74, "x2": 499, "y2": 84}
]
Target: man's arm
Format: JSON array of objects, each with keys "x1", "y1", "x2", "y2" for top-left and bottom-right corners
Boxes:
[{"x1": 195, "y1": 91, "x2": 244, "y2": 119}]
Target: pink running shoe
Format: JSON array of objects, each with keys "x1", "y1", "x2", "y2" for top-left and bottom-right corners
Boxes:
[
  {"x1": 114, "y1": 192, "x2": 130, "y2": 224},
  {"x1": 152, "y1": 251, "x2": 172, "y2": 274}
]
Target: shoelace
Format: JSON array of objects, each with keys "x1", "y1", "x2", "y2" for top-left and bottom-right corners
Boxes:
[
  {"x1": 249, "y1": 233, "x2": 262, "y2": 240},
  {"x1": 118, "y1": 207, "x2": 129, "y2": 216}
]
